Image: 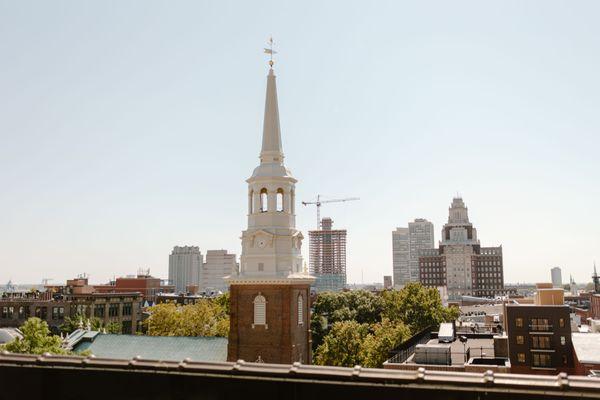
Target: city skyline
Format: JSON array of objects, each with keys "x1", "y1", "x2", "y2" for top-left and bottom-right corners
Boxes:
[{"x1": 1, "y1": 1, "x2": 599, "y2": 285}]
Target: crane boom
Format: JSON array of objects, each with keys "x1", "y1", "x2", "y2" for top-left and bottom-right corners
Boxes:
[{"x1": 301, "y1": 194, "x2": 359, "y2": 229}]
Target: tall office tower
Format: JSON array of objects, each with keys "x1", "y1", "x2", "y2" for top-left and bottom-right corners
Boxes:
[
  {"x1": 168, "y1": 246, "x2": 203, "y2": 293},
  {"x1": 551, "y1": 267, "x2": 562, "y2": 288},
  {"x1": 201, "y1": 250, "x2": 237, "y2": 292},
  {"x1": 392, "y1": 219, "x2": 434, "y2": 288},
  {"x1": 309, "y1": 217, "x2": 347, "y2": 292},
  {"x1": 419, "y1": 197, "x2": 504, "y2": 300}
]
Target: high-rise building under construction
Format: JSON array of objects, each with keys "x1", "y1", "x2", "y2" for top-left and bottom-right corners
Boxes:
[{"x1": 309, "y1": 217, "x2": 347, "y2": 292}]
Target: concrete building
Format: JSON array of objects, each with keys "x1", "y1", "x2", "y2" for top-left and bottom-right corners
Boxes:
[
  {"x1": 309, "y1": 217, "x2": 347, "y2": 292},
  {"x1": 202, "y1": 250, "x2": 237, "y2": 292},
  {"x1": 383, "y1": 276, "x2": 393, "y2": 290},
  {"x1": 169, "y1": 246, "x2": 203, "y2": 293},
  {"x1": 551, "y1": 267, "x2": 562, "y2": 288},
  {"x1": 419, "y1": 197, "x2": 504, "y2": 300},
  {"x1": 392, "y1": 219, "x2": 434, "y2": 288},
  {"x1": 226, "y1": 63, "x2": 314, "y2": 364}
]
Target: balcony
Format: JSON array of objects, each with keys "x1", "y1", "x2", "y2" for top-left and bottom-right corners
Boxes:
[{"x1": 529, "y1": 324, "x2": 553, "y2": 332}]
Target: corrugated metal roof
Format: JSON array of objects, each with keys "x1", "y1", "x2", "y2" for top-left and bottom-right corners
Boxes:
[{"x1": 73, "y1": 334, "x2": 227, "y2": 362}]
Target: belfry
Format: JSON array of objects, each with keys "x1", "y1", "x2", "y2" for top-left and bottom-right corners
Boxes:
[{"x1": 226, "y1": 50, "x2": 314, "y2": 364}]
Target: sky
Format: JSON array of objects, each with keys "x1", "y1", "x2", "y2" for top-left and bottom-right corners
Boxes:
[{"x1": 0, "y1": 1, "x2": 599, "y2": 286}]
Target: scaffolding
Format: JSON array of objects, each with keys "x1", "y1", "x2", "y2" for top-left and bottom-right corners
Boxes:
[{"x1": 309, "y1": 218, "x2": 347, "y2": 292}]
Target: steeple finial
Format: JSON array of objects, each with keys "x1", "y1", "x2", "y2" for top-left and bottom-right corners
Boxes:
[{"x1": 264, "y1": 37, "x2": 277, "y2": 68}]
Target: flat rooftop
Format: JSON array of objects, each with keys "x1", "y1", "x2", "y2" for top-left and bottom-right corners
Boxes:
[{"x1": 406, "y1": 338, "x2": 495, "y2": 366}]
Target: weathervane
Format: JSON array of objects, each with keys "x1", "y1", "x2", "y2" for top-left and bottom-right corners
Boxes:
[{"x1": 264, "y1": 36, "x2": 277, "y2": 68}]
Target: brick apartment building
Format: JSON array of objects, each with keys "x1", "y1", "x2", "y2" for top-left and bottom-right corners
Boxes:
[
  {"x1": 0, "y1": 278, "x2": 142, "y2": 334},
  {"x1": 93, "y1": 271, "x2": 174, "y2": 304},
  {"x1": 504, "y1": 284, "x2": 575, "y2": 374}
]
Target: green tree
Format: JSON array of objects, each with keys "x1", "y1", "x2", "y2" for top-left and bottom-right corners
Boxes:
[
  {"x1": 314, "y1": 321, "x2": 369, "y2": 367},
  {"x1": 1, "y1": 318, "x2": 67, "y2": 355},
  {"x1": 382, "y1": 283, "x2": 458, "y2": 333},
  {"x1": 311, "y1": 290, "x2": 384, "y2": 350},
  {"x1": 60, "y1": 313, "x2": 122, "y2": 334},
  {"x1": 145, "y1": 298, "x2": 229, "y2": 337},
  {"x1": 361, "y1": 318, "x2": 410, "y2": 368}
]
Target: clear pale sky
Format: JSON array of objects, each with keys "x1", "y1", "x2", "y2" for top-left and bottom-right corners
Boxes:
[{"x1": 1, "y1": 1, "x2": 599, "y2": 285}]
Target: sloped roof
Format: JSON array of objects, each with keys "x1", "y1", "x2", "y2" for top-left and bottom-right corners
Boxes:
[
  {"x1": 0, "y1": 328, "x2": 22, "y2": 345},
  {"x1": 73, "y1": 334, "x2": 228, "y2": 362}
]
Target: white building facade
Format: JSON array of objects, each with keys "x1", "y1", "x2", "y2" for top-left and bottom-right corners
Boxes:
[
  {"x1": 168, "y1": 246, "x2": 203, "y2": 293},
  {"x1": 551, "y1": 267, "x2": 562, "y2": 288},
  {"x1": 202, "y1": 250, "x2": 237, "y2": 292},
  {"x1": 392, "y1": 219, "x2": 434, "y2": 288}
]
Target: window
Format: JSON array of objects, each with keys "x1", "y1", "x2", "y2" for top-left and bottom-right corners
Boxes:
[
  {"x1": 108, "y1": 303, "x2": 119, "y2": 317},
  {"x1": 516, "y1": 335, "x2": 524, "y2": 345},
  {"x1": 253, "y1": 294, "x2": 266, "y2": 327},
  {"x1": 122, "y1": 303, "x2": 132, "y2": 316},
  {"x1": 249, "y1": 190, "x2": 254, "y2": 213},
  {"x1": 94, "y1": 304, "x2": 105, "y2": 318},
  {"x1": 35, "y1": 307, "x2": 47, "y2": 320},
  {"x1": 52, "y1": 307, "x2": 64, "y2": 320},
  {"x1": 532, "y1": 336, "x2": 551, "y2": 349},
  {"x1": 1, "y1": 307, "x2": 7, "y2": 319},
  {"x1": 559, "y1": 318, "x2": 565, "y2": 328},
  {"x1": 260, "y1": 188, "x2": 268, "y2": 212},
  {"x1": 7, "y1": 307, "x2": 14, "y2": 318},
  {"x1": 515, "y1": 318, "x2": 523, "y2": 328},
  {"x1": 276, "y1": 188, "x2": 284, "y2": 212},
  {"x1": 18, "y1": 306, "x2": 29, "y2": 319},
  {"x1": 561, "y1": 336, "x2": 566, "y2": 346},
  {"x1": 532, "y1": 353, "x2": 552, "y2": 368},
  {"x1": 122, "y1": 320, "x2": 132, "y2": 334},
  {"x1": 530, "y1": 318, "x2": 551, "y2": 331},
  {"x1": 517, "y1": 353, "x2": 526, "y2": 363},
  {"x1": 258, "y1": 263, "x2": 264, "y2": 272},
  {"x1": 562, "y1": 355, "x2": 568, "y2": 365},
  {"x1": 297, "y1": 295, "x2": 303, "y2": 325}
]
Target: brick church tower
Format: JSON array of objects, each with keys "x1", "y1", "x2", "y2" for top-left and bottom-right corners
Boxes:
[{"x1": 226, "y1": 58, "x2": 314, "y2": 364}]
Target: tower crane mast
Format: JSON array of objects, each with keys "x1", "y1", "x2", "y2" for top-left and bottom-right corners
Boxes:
[{"x1": 302, "y1": 194, "x2": 359, "y2": 229}]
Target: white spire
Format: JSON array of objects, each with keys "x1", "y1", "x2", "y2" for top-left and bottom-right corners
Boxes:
[{"x1": 260, "y1": 68, "x2": 284, "y2": 164}]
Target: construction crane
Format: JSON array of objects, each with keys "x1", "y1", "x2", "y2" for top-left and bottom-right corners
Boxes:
[{"x1": 302, "y1": 194, "x2": 359, "y2": 230}]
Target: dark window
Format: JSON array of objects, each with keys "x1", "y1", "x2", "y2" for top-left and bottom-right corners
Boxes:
[
  {"x1": 532, "y1": 353, "x2": 552, "y2": 367},
  {"x1": 35, "y1": 307, "x2": 47, "y2": 320},
  {"x1": 1, "y1": 307, "x2": 7, "y2": 319},
  {"x1": 94, "y1": 304, "x2": 105, "y2": 318},
  {"x1": 122, "y1": 320, "x2": 132, "y2": 334},
  {"x1": 18, "y1": 306, "x2": 29, "y2": 319},
  {"x1": 108, "y1": 303, "x2": 119, "y2": 317},
  {"x1": 122, "y1": 303, "x2": 132, "y2": 316},
  {"x1": 52, "y1": 307, "x2": 64, "y2": 320}
]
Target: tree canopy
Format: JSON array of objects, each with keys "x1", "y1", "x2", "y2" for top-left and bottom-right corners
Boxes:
[
  {"x1": 312, "y1": 283, "x2": 458, "y2": 368},
  {"x1": 60, "y1": 314, "x2": 122, "y2": 334},
  {"x1": 1, "y1": 318, "x2": 67, "y2": 355},
  {"x1": 145, "y1": 295, "x2": 229, "y2": 337}
]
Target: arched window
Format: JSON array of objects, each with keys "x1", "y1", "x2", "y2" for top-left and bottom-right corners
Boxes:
[
  {"x1": 297, "y1": 294, "x2": 303, "y2": 325},
  {"x1": 253, "y1": 294, "x2": 266, "y2": 327},
  {"x1": 249, "y1": 190, "x2": 254, "y2": 213},
  {"x1": 276, "y1": 188, "x2": 284, "y2": 212},
  {"x1": 260, "y1": 188, "x2": 268, "y2": 212}
]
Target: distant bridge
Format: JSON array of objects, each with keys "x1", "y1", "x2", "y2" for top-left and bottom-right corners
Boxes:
[{"x1": 1, "y1": 352, "x2": 599, "y2": 399}]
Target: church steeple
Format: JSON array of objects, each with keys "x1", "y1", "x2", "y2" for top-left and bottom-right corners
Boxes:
[{"x1": 260, "y1": 68, "x2": 284, "y2": 165}]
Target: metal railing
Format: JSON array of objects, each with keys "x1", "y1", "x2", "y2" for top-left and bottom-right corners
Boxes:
[{"x1": 529, "y1": 324, "x2": 553, "y2": 332}]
